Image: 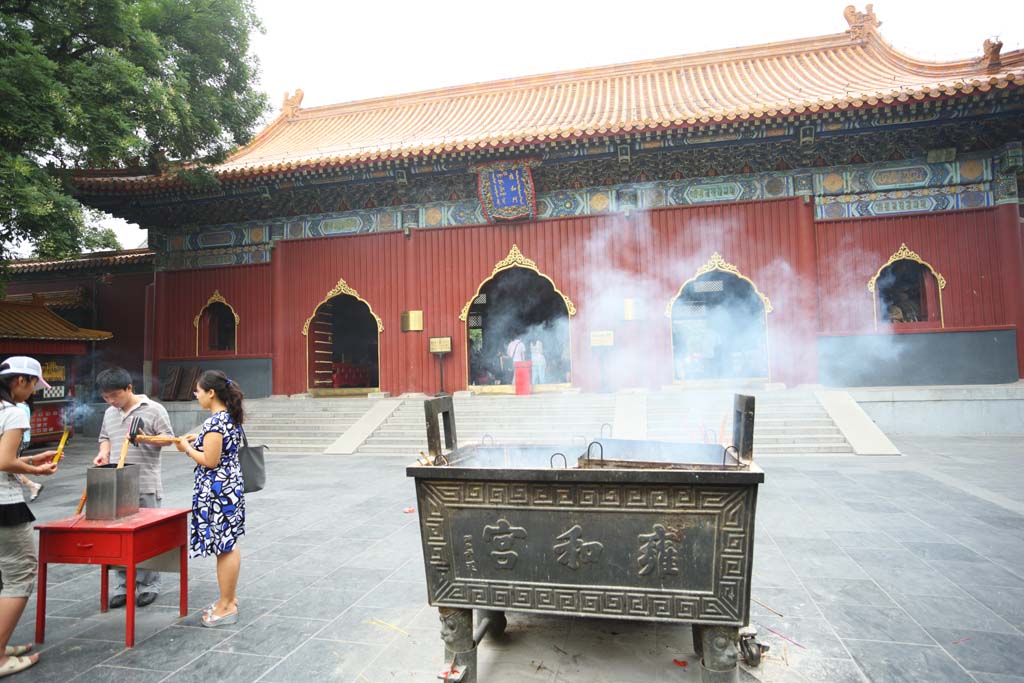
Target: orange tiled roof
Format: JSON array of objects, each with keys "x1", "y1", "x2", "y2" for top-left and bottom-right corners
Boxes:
[
  {"x1": 7, "y1": 248, "x2": 154, "y2": 273},
  {"x1": 77, "y1": 8, "x2": 1022, "y2": 188},
  {"x1": 0, "y1": 301, "x2": 112, "y2": 341}
]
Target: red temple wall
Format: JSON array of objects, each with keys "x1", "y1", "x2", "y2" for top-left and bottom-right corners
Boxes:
[
  {"x1": 152, "y1": 199, "x2": 1023, "y2": 395},
  {"x1": 814, "y1": 207, "x2": 1017, "y2": 335},
  {"x1": 263, "y1": 197, "x2": 815, "y2": 395},
  {"x1": 155, "y1": 263, "x2": 272, "y2": 359}
]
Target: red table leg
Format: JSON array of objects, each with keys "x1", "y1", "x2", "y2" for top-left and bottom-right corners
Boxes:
[
  {"x1": 179, "y1": 542, "x2": 188, "y2": 617},
  {"x1": 125, "y1": 562, "x2": 136, "y2": 648},
  {"x1": 34, "y1": 561, "x2": 46, "y2": 644},
  {"x1": 100, "y1": 564, "x2": 109, "y2": 613}
]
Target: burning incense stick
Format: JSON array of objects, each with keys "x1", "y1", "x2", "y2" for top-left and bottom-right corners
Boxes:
[{"x1": 51, "y1": 428, "x2": 70, "y2": 463}]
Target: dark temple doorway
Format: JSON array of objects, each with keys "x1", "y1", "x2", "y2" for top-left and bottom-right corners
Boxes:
[
  {"x1": 307, "y1": 294, "x2": 379, "y2": 390},
  {"x1": 467, "y1": 267, "x2": 571, "y2": 387},
  {"x1": 671, "y1": 272, "x2": 768, "y2": 381}
]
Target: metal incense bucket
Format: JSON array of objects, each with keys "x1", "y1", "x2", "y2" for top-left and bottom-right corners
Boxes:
[{"x1": 86, "y1": 464, "x2": 140, "y2": 520}]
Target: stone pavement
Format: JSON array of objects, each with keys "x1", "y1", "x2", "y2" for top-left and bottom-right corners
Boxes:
[{"x1": 10, "y1": 432, "x2": 1024, "y2": 682}]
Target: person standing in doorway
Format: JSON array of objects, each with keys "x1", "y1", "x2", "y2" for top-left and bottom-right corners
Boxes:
[
  {"x1": 530, "y1": 339, "x2": 546, "y2": 385},
  {"x1": 94, "y1": 367, "x2": 174, "y2": 609},
  {"x1": 177, "y1": 370, "x2": 246, "y2": 627},
  {"x1": 505, "y1": 336, "x2": 526, "y2": 385}
]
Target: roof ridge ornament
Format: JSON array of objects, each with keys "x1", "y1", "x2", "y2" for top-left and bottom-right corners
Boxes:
[
  {"x1": 982, "y1": 38, "x2": 1003, "y2": 70},
  {"x1": 843, "y1": 4, "x2": 881, "y2": 40},
  {"x1": 281, "y1": 89, "x2": 304, "y2": 117}
]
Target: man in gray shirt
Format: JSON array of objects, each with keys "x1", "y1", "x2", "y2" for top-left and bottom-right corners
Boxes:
[{"x1": 93, "y1": 367, "x2": 174, "y2": 608}]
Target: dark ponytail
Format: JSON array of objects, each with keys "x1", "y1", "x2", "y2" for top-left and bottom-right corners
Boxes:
[
  {"x1": 198, "y1": 370, "x2": 244, "y2": 426},
  {"x1": 0, "y1": 363, "x2": 13, "y2": 404}
]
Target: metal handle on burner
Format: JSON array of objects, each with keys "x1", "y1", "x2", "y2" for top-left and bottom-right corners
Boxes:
[
  {"x1": 585, "y1": 441, "x2": 604, "y2": 462},
  {"x1": 549, "y1": 452, "x2": 567, "y2": 468},
  {"x1": 480, "y1": 434, "x2": 495, "y2": 447},
  {"x1": 600, "y1": 423, "x2": 613, "y2": 438}
]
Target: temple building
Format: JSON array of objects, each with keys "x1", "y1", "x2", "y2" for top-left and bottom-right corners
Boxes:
[{"x1": 68, "y1": 6, "x2": 1023, "y2": 398}]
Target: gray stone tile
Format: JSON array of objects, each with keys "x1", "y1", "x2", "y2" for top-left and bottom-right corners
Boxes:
[
  {"x1": 853, "y1": 560, "x2": 966, "y2": 598},
  {"x1": 73, "y1": 605, "x2": 181, "y2": 643},
  {"x1": 801, "y1": 577, "x2": 895, "y2": 607},
  {"x1": 826, "y1": 530, "x2": 903, "y2": 549},
  {"x1": 970, "y1": 674, "x2": 1024, "y2": 683},
  {"x1": 927, "y1": 560, "x2": 1024, "y2": 588},
  {"x1": 891, "y1": 593, "x2": 1018, "y2": 633},
  {"x1": 845, "y1": 546, "x2": 928, "y2": 568},
  {"x1": 820, "y1": 604, "x2": 932, "y2": 644},
  {"x1": 901, "y1": 542, "x2": 987, "y2": 562},
  {"x1": 358, "y1": 626, "x2": 443, "y2": 678},
  {"x1": 245, "y1": 542, "x2": 318, "y2": 564},
  {"x1": 70, "y1": 665, "x2": 169, "y2": 683},
  {"x1": 748, "y1": 615, "x2": 847, "y2": 658},
  {"x1": 784, "y1": 552, "x2": 870, "y2": 580},
  {"x1": 8, "y1": 638, "x2": 122, "y2": 682},
  {"x1": 215, "y1": 614, "x2": 327, "y2": 657},
  {"x1": 168, "y1": 650, "x2": 281, "y2": 683},
  {"x1": 316, "y1": 605, "x2": 420, "y2": 644},
  {"x1": 749, "y1": 587, "x2": 821, "y2": 620},
  {"x1": 272, "y1": 587, "x2": 362, "y2": 620},
  {"x1": 241, "y1": 571, "x2": 320, "y2": 601},
  {"x1": 260, "y1": 638, "x2": 384, "y2": 682},
  {"x1": 313, "y1": 565, "x2": 395, "y2": 592},
  {"x1": 356, "y1": 580, "x2": 427, "y2": 610},
  {"x1": 963, "y1": 585, "x2": 1024, "y2": 630},
  {"x1": 105, "y1": 625, "x2": 232, "y2": 670},
  {"x1": 928, "y1": 627, "x2": 1024, "y2": 676},
  {"x1": 770, "y1": 537, "x2": 846, "y2": 557},
  {"x1": 844, "y1": 639, "x2": 974, "y2": 683}
]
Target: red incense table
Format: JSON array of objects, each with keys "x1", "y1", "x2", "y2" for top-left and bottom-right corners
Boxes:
[{"x1": 35, "y1": 508, "x2": 189, "y2": 647}]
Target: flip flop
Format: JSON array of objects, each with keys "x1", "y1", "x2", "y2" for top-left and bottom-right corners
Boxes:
[
  {"x1": 0, "y1": 655, "x2": 37, "y2": 678},
  {"x1": 201, "y1": 608, "x2": 238, "y2": 628},
  {"x1": 3, "y1": 645, "x2": 31, "y2": 657}
]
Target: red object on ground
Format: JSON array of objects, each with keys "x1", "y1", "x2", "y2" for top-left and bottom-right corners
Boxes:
[
  {"x1": 35, "y1": 508, "x2": 189, "y2": 648},
  {"x1": 673, "y1": 659, "x2": 688, "y2": 667},
  {"x1": 514, "y1": 360, "x2": 532, "y2": 395}
]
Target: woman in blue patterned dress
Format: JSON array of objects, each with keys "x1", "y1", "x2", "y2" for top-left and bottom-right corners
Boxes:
[{"x1": 176, "y1": 370, "x2": 245, "y2": 627}]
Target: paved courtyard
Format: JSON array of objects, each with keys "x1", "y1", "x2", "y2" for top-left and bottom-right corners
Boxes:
[{"x1": 10, "y1": 431, "x2": 1024, "y2": 682}]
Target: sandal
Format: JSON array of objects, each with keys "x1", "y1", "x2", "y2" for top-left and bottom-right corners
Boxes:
[
  {"x1": 3, "y1": 646, "x2": 31, "y2": 657},
  {"x1": 201, "y1": 608, "x2": 238, "y2": 628},
  {"x1": 29, "y1": 484, "x2": 43, "y2": 502},
  {"x1": 0, "y1": 655, "x2": 37, "y2": 678}
]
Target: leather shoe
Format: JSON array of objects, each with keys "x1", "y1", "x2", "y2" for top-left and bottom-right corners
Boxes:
[
  {"x1": 136, "y1": 592, "x2": 158, "y2": 607},
  {"x1": 108, "y1": 595, "x2": 127, "y2": 609}
]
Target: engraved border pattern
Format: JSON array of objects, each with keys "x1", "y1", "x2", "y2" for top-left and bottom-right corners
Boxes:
[{"x1": 416, "y1": 480, "x2": 754, "y2": 625}]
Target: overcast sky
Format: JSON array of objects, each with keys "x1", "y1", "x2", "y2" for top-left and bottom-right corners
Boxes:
[{"x1": 106, "y1": 0, "x2": 1024, "y2": 249}]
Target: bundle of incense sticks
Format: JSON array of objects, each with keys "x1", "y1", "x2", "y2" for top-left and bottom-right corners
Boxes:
[{"x1": 51, "y1": 428, "x2": 70, "y2": 463}]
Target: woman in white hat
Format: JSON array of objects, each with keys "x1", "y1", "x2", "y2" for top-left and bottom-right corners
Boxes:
[{"x1": 0, "y1": 356, "x2": 60, "y2": 677}]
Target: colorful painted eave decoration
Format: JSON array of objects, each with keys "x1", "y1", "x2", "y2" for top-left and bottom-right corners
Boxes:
[{"x1": 475, "y1": 160, "x2": 539, "y2": 222}]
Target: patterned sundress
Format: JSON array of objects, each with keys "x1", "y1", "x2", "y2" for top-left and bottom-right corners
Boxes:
[{"x1": 190, "y1": 410, "x2": 246, "y2": 558}]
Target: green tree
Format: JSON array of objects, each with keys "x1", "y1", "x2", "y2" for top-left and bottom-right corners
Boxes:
[{"x1": 0, "y1": 0, "x2": 268, "y2": 265}]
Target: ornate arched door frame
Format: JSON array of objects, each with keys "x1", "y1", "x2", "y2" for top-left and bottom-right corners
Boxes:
[
  {"x1": 665, "y1": 252, "x2": 773, "y2": 383},
  {"x1": 194, "y1": 290, "x2": 239, "y2": 356},
  {"x1": 302, "y1": 277, "x2": 384, "y2": 392},
  {"x1": 867, "y1": 243, "x2": 946, "y2": 330},
  {"x1": 459, "y1": 244, "x2": 576, "y2": 392}
]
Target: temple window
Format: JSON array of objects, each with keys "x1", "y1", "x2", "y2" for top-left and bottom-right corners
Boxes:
[
  {"x1": 194, "y1": 291, "x2": 239, "y2": 355},
  {"x1": 204, "y1": 302, "x2": 236, "y2": 351},
  {"x1": 873, "y1": 258, "x2": 942, "y2": 326}
]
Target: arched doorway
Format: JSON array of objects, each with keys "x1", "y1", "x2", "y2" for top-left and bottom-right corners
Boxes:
[
  {"x1": 460, "y1": 245, "x2": 575, "y2": 389},
  {"x1": 303, "y1": 279, "x2": 382, "y2": 393},
  {"x1": 868, "y1": 244, "x2": 946, "y2": 328},
  {"x1": 667, "y1": 253, "x2": 771, "y2": 382}
]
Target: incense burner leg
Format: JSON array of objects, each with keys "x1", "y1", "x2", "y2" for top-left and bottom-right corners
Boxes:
[{"x1": 439, "y1": 606, "x2": 476, "y2": 682}]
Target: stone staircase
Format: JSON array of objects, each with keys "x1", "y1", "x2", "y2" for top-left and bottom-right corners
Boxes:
[
  {"x1": 646, "y1": 390, "x2": 854, "y2": 455},
  {"x1": 357, "y1": 393, "x2": 617, "y2": 457},
  {"x1": 242, "y1": 397, "x2": 373, "y2": 455}
]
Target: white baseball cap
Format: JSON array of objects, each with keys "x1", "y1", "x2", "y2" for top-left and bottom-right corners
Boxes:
[{"x1": 0, "y1": 356, "x2": 52, "y2": 389}]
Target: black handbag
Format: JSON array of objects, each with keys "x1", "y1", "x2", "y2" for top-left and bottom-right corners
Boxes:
[{"x1": 238, "y1": 427, "x2": 267, "y2": 493}]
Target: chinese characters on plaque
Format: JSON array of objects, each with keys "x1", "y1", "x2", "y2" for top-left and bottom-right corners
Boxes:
[
  {"x1": 480, "y1": 518, "x2": 683, "y2": 577},
  {"x1": 476, "y1": 160, "x2": 538, "y2": 222}
]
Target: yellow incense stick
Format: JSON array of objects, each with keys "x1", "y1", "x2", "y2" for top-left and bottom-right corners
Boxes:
[{"x1": 51, "y1": 428, "x2": 70, "y2": 463}]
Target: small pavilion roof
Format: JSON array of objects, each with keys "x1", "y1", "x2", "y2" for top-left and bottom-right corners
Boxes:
[
  {"x1": 6, "y1": 248, "x2": 154, "y2": 274},
  {"x1": 0, "y1": 301, "x2": 112, "y2": 341},
  {"x1": 75, "y1": 7, "x2": 1022, "y2": 191}
]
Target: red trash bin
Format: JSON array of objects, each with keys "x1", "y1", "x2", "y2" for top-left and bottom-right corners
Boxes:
[{"x1": 514, "y1": 361, "x2": 533, "y2": 395}]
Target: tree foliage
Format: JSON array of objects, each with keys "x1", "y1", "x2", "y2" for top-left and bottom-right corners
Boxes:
[{"x1": 0, "y1": 0, "x2": 268, "y2": 263}]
